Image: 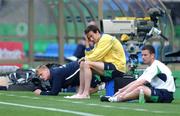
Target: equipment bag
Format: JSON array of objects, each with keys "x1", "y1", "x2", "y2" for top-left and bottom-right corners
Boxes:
[{"x1": 8, "y1": 69, "x2": 36, "y2": 85}]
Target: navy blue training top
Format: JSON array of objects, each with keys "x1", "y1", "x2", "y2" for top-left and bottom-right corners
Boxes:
[{"x1": 40, "y1": 61, "x2": 80, "y2": 95}]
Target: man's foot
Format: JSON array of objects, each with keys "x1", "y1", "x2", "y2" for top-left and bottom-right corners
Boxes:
[
  {"x1": 100, "y1": 96, "x2": 119, "y2": 102},
  {"x1": 64, "y1": 94, "x2": 81, "y2": 99},
  {"x1": 74, "y1": 94, "x2": 90, "y2": 99},
  {"x1": 108, "y1": 96, "x2": 119, "y2": 102},
  {"x1": 100, "y1": 96, "x2": 111, "y2": 102}
]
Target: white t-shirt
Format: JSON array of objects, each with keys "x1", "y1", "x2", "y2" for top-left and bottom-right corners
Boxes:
[{"x1": 137, "y1": 60, "x2": 176, "y2": 92}]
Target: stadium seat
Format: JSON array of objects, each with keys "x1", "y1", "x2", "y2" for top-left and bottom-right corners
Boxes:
[{"x1": 34, "y1": 43, "x2": 77, "y2": 60}]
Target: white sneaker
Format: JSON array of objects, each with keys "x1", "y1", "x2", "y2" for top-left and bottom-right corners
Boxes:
[
  {"x1": 108, "y1": 96, "x2": 118, "y2": 102},
  {"x1": 66, "y1": 56, "x2": 78, "y2": 61}
]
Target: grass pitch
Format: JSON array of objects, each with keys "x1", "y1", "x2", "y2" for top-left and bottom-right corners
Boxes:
[{"x1": 0, "y1": 91, "x2": 179, "y2": 116}]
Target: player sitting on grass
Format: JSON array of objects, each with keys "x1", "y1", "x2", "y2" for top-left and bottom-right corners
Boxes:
[{"x1": 105, "y1": 45, "x2": 175, "y2": 103}]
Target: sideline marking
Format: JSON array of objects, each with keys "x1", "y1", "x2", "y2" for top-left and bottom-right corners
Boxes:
[
  {"x1": 0, "y1": 101, "x2": 102, "y2": 116},
  {"x1": 1, "y1": 93, "x2": 178, "y2": 115},
  {"x1": 56, "y1": 99, "x2": 167, "y2": 114}
]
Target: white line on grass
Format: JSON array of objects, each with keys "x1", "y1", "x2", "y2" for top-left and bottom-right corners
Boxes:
[
  {"x1": 55, "y1": 99, "x2": 167, "y2": 114},
  {"x1": 54, "y1": 100, "x2": 165, "y2": 114},
  {"x1": 87, "y1": 103, "x2": 99, "y2": 106},
  {"x1": 19, "y1": 95, "x2": 33, "y2": 98},
  {"x1": 31, "y1": 97, "x2": 41, "y2": 99},
  {"x1": 6, "y1": 94, "x2": 16, "y2": 96},
  {"x1": 1, "y1": 93, "x2": 178, "y2": 115},
  {"x1": 85, "y1": 103, "x2": 164, "y2": 114},
  {"x1": 0, "y1": 101, "x2": 103, "y2": 116}
]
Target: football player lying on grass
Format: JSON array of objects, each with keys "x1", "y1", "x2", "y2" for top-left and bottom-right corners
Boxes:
[{"x1": 34, "y1": 61, "x2": 104, "y2": 96}]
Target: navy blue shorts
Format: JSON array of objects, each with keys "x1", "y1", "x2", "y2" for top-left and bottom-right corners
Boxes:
[
  {"x1": 100, "y1": 62, "x2": 124, "y2": 82},
  {"x1": 147, "y1": 87, "x2": 174, "y2": 103}
]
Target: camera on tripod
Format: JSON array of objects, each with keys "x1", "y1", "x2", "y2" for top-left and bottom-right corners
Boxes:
[{"x1": 100, "y1": 7, "x2": 167, "y2": 75}]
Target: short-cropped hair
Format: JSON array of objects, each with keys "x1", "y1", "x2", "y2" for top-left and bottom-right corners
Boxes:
[{"x1": 142, "y1": 45, "x2": 155, "y2": 54}]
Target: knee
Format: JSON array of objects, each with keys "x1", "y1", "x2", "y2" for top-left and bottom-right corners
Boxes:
[
  {"x1": 80, "y1": 61, "x2": 85, "y2": 69},
  {"x1": 80, "y1": 61, "x2": 91, "y2": 69},
  {"x1": 135, "y1": 86, "x2": 144, "y2": 93},
  {"x1": 84, "y1": 61, "x2": 91, "y2": 69}
]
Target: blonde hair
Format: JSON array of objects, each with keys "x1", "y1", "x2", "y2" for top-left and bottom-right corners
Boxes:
[{"x1": 35, "y1": 65, "x2": 48, "y2": 74}]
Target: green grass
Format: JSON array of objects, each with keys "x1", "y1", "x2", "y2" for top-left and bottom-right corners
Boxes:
[{"x1": 0, "y1": 91, "x2": 180, "y2": 116}]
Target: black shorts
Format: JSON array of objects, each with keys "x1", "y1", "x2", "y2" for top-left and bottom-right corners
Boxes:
[
  {"x1": 147, "y1": 87, "x2": 174, "y2": 103},
  {"x1": 100, "y1": 62, "x2": 124, "y2": 82},
  {"x1": 63, "y1": 72, "x2": 100, "y2": 88}
]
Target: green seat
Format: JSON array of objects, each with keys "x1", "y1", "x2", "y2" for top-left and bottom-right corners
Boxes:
[
  {"x1": 34, "y1": 41, "x2": 49, "y2": 53},
  {"x1": 24, "y1": 41, "x2": 49, "y2": 54}
]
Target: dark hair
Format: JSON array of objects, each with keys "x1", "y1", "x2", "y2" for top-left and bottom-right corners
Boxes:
[
  {"x1": 84, "y1": 25, "x2": 100, "y2": 34},
  {"x1": 142, "y1": 45, "x2": 155, "y2": 54}
]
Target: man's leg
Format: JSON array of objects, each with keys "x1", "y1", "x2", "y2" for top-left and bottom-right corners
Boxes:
[
  {"x1": 88, "y1": 62, "x2": 104, "y2": 75},
  {"x1": 115, "y1": 86, "x2": 151, "y2": 102},
  {"x1": 77, "y1": 61, "x2": 104, "y2": 98},
  {"x1": 68, "y1": 61, "x2": 86, "y2": 98},
  {"x1": 80, "y1": 61, "x2": 93, "y2": 97},
  {"x1": 76, "y1": 61, "x2": 85, "y2": 95}
]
